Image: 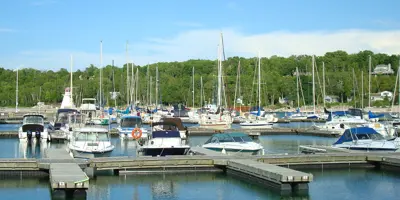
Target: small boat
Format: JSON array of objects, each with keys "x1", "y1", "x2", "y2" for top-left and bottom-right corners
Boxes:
[
  {"x1": 202, "y1": 132, "x2": 264, "y2": 155},
  {"x1": 332, "y1": 127, "x2": 400, "y2": 151},
  {"x1": 18, "y1": 113, "x2": 48, "y2": 141},
  {"x1": 48, "y1": 108, "x2": 80, "y2": 131},
  {"x1": 117, "y1": 115, "x2": 149, "y2": 140},
  {"x1": 138, "y1": 121, "x2": 190, "y2": 156},
  {"x1": 68, "y1": 127, "x2": 114, "y2": 158},
  {"x1": 240, "y1": 115, "x2": 273, "y2": 129}
]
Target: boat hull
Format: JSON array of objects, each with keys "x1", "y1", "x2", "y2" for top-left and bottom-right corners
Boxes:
[
  {"x1": 204, "y1": 147, "x2": 262, "y2": 155},
  {"x1": 240, "y1": 123, "x2": 273, "y2": 129},
  {"x1": 70, "y1": 149, "x2": 113, "y2": 158},
  {"x1": 141, "y1": 147, "x2": 189, "y2": 157}
]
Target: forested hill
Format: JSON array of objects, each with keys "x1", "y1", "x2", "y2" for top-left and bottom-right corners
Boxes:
[{"x1": 0, "y1": 50, "x2": 398, "y2": 108}]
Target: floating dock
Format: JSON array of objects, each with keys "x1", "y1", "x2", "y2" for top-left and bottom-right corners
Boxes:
[
  {"x1": 44, "y1": 148, "x2": 89, "y2": 198},
  {"x1": 0, "y1": 148, "x2": 399, "y2": 197}
]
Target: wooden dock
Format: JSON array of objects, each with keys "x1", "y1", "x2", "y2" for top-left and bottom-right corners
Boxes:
[
  {"x1": 0, "y1": 150, "x2": 400, "y2": 195},
  {"x1": 227, "y1": 159, "x2": 312, "y2": 191},
  {"x1": 44, "y1": 148, "x2": 89, "y2": 197}
]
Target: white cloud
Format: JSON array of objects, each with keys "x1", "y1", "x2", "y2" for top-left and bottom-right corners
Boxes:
[{"x1": 2, "y1": 28, "x2": 400, "y2": 70}]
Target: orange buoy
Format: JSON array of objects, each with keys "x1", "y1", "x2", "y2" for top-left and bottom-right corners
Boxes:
[{"x1": 131, "y1": 128, "x2": 142, "y2": 140}]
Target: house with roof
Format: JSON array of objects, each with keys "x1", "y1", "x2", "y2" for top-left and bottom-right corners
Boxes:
[
  {"x1": 371, "y1": 91, "x2": 393, "y2": 101},
  {"x1": 324, "y1": 95, "x2": 340, "y2": 103},
  {"x1": 371, "y1": 64, "x2": 394, "y2": 75}
]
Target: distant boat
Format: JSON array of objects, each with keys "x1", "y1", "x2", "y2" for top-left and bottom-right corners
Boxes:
[{"x1": 117, "y1": 115, "x2": 149, "y2": 140}]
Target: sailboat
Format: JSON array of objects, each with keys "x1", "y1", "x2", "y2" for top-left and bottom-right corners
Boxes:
[
  {"x1": 306, "y1": 55, "x2": 320, "y2": 119},
  {"x1": 198, "y1": 33, "x2": 232, "y2": 130},
  {"x1": 240, "y1": 53, "x2": 273, "y2": 129}
]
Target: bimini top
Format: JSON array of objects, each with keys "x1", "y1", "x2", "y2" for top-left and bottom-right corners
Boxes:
[
  {"x1": 121, "y1": 115, "x2": 141, "y2": 119},
  {"x1": 57, "y1": 108, "x2": 79, "y2": 113},
  {"x1": 152, "y1": 130, "x2": 180, "y2": 138},
  {"x1": 205, "y1": 132, "x2": 253, "y2": 144},
  {"x1": 333, "y1": 127, "x2": 383, "y2": 145}
]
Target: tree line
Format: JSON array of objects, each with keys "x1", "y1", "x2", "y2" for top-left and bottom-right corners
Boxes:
[{"x1": 0, "y1": 50, "x2": 398, "y2": 108}]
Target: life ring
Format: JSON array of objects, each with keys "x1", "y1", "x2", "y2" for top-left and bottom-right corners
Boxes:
[{"x1": 131, "y1": 128, "x2": 142, "y2": 140}]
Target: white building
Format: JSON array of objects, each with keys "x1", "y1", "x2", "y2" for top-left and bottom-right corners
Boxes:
[
  {"x1": 371, "y1": 91, "x2": 393, "y2": 101},
  {"x1": 325, "y1": 95, "x2": 340, "y2": 103},
  {"x1": 371, "y1": 64, "x2": 394, "y2": 75}
]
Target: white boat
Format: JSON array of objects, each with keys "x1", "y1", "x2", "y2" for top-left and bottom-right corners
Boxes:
[
  {"x1": 152, "y1": 117, "x2": 188, "y2": 139},
  {"x1": 117, "y1": 115, "x2": 149, "y2": 140},
  {"x1": 332, "y1": 127, "x2": 400, "y2": 151},
  {"x1": 202, "y1": 132, "x2": 264, "y2": 156},
  {"x1": 18, "y1": 113, "x2": 48, "y2": 141},
  {"x1": 138, "y1": 126, "x2": 190, "y2": 156},
  {"x1": 199, "y1": 113, "x2": 232, "y2": 130},
  {"x1": 68, "y1": 127, "x2": 114, "y2": 158},
  {"x1": 79, "y1": 98, "x2": 97, "y2": 119},
  {"x1": 240, "y1": 119, "x2": 273, "y2": 129}
]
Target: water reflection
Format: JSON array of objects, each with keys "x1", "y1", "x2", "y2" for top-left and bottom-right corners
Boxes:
[{"x1": 17, "y1": 140, "x2": 48, "y2": 158}]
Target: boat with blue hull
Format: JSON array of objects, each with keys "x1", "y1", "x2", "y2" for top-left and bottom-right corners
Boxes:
[{"x1": 332, "y1": 127, "x2": 400, "y2": 152}]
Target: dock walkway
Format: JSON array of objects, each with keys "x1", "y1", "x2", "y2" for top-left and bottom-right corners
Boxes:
[{"x1": 44, "y1": 149, "x2": 89, "y2": 192}]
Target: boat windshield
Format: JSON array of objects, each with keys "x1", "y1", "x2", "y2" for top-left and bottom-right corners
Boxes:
[
  {"x1": 232, "y1": 136, "x2": 253, "y2": 142},
  {"x1": 355, "y1": 133, "x2": 384, "y2": 140},
  {"x1": 56, "y1": 111, "x2": 76, "y2": 123},
  {"x1": 69, "y1": 114, "x2": 84, "y2": 124},
  {"x1": 23, "y1": 116, "x2": 43, "y2": 124},
  {"x1": 121, "y1": 117, "x2": 142, "y2": 128},
  {"x1": 76, "y1": 132, "x2": 109, "y2": 141}
]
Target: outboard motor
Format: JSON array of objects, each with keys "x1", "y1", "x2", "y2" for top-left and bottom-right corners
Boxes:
[
  {"x1": 27, "y1": 130, "x2": 33, "y2": 140},
  {"x1": 35, "y1": 130, "x2": 41, "y2": 140}
]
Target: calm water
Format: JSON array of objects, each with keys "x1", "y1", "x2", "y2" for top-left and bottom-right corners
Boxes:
[
  {"x1": 0, "y1": 168, "x2": 399, "y2": 200},
  {"x1": 1, "y1": 124, "x2": 399, "y2": 199}
]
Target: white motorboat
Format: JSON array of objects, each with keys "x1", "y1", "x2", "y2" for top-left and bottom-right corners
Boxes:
[
  {"x1": 18, "y1": 113, "x2": 48, "y2": 141},
  {"x1": 202, "y1": 132, "x2": 264, "y2": 156},
  {"x1": 152, "y1": 117, "x2": 188, "y2": 139},
  {"x1": 240, "y1": 118, "x2": 273, "y2": 129},
  {"x1": 68, "y1": 127, "x2": 114, "y2": 158},
  {"x1": 138, "y1": 121, "x2": 190, "y2": 156},
  {"x1": 199, "y1": 113, "x2": 232, "y2": 130},
  {"x1": 117, "y1": 115, "x2": 149, "y2": 140},
  {"x1": 332, "y1": 127, "x2": 400, "y2": 151}
]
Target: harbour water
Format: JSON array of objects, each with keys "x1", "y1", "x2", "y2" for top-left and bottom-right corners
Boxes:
[{"x1": 1, "y1": 124, "x2": 399, "y2": 199}]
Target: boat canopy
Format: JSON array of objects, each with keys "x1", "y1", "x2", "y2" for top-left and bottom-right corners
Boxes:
[
  {"x1": 205, "y1": 132, "x2": 253, "y2": 144},
  {"x1": 333, "y1": 127, "x2": 384, "y2": 145},
  {"x1": 151, "y1": 117, "x2": 185, "y2": 131},
  {"x1": 120, "y1": 115, "x2": 142, "y2": 128},
  {"x1": 152, "y1": 130, "x2": 180, "y2": 138}
]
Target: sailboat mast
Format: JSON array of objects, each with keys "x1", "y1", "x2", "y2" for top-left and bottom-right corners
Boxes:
[
  {"x1": 150, "y1": 76, "x2": 152, "y2": 106},
  {"x1": 322, "y1": 62, "x2": 325, "y2": 108},
  {"x1": 156, "y1": 65, "x2": 159, "y2": 106},
  {"x1": 131, "y1": 61, "x2": 134, "y2": 105},
  {"x1": 16, "y1": 67, "x2": 18, "y2": 113},
  {"x1": 398, "y1": 58, "x2": 400, "y2": 116},
  {"x1": 361, "y1": 71, "x2": 364, "y2": 109},
  {"x1": 70, "y1": 55, "x2": 73, "y2": 107},
  {"x1": 296, "y1": 67, "x2": 300, "y2": 108},
  {"x1": 126, "y1": 41, "x2": 129, "y2": 106},
  {"x1": 368, "y1": 55, "x2": 371, "y2": 108},
  {"x1": 112, "y1": 60, "x2": 117, "y2": 107},
  {"x1": 100, "y1": 41, "x2": 103, "y2": 110},
  {"x1": 217, "y1": 43, "x2": 222, "y2": 107},
  {"x1": 234, "y1": 61, "x2": 240, "y2": 111},
  {"x1": 192, "y1": 66, "x2": 195, "y2": 108},
  {"x1": 353, "y1": 68, "x2": 356, "y2": 107},
  {"x1": 312, "y1": 55, "x2": 316, "y2": 114},
  {"x1": 200, "y1": 76, "x2": 203, "y2": 108},
  {"x1": 258, "y1": 53, "x2": 261, "y2": 110},
  {"x1": 136, "y1": 68, "x2": 139, "y2": 104}
]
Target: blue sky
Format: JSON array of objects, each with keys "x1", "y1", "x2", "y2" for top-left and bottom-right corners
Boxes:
[{"x1": 1, "y1": 0, "x2": 400, "y2": 70}]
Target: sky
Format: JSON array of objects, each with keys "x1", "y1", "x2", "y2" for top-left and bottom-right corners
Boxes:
[{"x1": 1, "y1": 0, "x2": 400, "y2": 70}]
